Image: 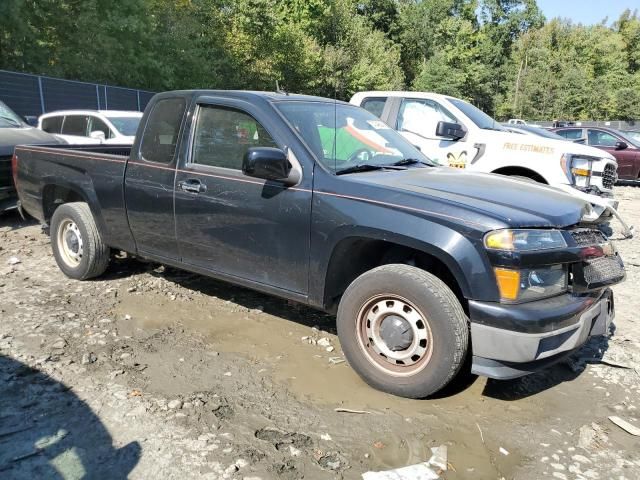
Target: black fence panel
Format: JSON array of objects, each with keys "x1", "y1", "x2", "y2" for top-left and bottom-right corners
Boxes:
[
  {"x1": 42, "y1": 78, "x2": 99, "y2": 112},
  {"x1": 105, "y1": 86, "x2": 138, "y2": 110},
  {"x1": 0, "y1": 70, "x2": 155, "y2": 118},
  {"x1": 0, "y1": 71, "x2": 42, "y2": 117}
]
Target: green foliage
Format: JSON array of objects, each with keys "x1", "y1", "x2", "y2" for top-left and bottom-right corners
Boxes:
[{"x1": 0, "y1": 1, "x2": 639, "y2": 120}]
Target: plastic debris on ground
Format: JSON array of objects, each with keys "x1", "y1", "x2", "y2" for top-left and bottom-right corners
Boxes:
[{"x1": 361, "y1": 445, "x2": 446, "y2": 480}]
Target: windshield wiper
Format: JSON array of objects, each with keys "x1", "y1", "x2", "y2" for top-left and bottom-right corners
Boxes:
[
  {"x1": 391, "y1": 158, "x2": 431, "y2": 167},
  {"x1": 335, "y1": 164, "x2": 387, "y2": 175},
  {"x1": 481, "y1": 126, "x2": 505, "y2": 132}
]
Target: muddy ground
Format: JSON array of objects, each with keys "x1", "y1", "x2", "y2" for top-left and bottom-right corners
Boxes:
[{"x1": 1, "y1": 187, "x2": 640, "y2": 480}]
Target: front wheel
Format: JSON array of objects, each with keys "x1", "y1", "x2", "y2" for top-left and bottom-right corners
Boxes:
[
  {"x1": 50, "y1": 202, "x2": 110, "y2": 280},
  {"x1": 337, "y1": 264, "x2": 469, "y2": 398}
]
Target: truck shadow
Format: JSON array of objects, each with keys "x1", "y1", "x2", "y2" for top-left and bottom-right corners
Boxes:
[
  {"x1": 0, "y1": 354, "x2": 141, "y2": 479},
  {"x1": 481, "y1": 332, "x2": 612, "y2": 401}
]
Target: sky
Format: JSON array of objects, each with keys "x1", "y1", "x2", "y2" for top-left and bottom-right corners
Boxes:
[{"x1": 536, "y1": 0, "x2": 636, "y2": 25}]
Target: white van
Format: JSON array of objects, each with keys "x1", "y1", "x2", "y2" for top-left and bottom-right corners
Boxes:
[
  {"x1": 350, "y1": 91, "x2": 631, "y2": 236},
  {"x1": 39, "y1": 110, "x2": 143, "y2": 145}
]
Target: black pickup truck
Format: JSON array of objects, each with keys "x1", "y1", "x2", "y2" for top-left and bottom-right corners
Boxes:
[{"x1": 13, "y1": 90, "x2": 626, "y2": 398}]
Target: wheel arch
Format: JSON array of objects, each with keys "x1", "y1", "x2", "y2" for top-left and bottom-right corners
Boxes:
[
  {"x1": 491, "y1": 166, "x2": 548, "y2": 184},
  {"x1": 317, "y1": 226, "x2": 493, "y2": 313}
]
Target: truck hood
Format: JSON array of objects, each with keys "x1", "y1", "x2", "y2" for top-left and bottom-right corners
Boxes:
[
  {"x1": 481, "y1": 129, "x2": 616, "y2": 162},
  {"x1": 0, "y1": 127, "x2": 62, "y2": 156},
  {"x1": 352, "y1": 167, "x2": 591, "y2": 229}
]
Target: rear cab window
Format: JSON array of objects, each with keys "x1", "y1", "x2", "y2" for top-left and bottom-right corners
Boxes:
[{"x1": 140, "y1": 97, "x2": 187, "y2": 164}]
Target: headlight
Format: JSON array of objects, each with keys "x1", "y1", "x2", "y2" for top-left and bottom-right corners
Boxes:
[
  {"x1": 560, "y1": 154, "x2": 593, "y2": 187},
  {"x1": 484, "y1": 229, "x2": 567, "y2": 251},
  {"x1": 494, "y1": 265, "x2": 568, "y2": 302}
]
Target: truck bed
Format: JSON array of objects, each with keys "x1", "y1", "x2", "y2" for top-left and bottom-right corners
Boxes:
[{"x1": 14, "y1": 143, "x2": 136, "y2": 252}]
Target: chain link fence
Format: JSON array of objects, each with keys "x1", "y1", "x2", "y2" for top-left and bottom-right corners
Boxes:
[{"x1": 0, "y1": 70, "x2": 155, "y2": 118}]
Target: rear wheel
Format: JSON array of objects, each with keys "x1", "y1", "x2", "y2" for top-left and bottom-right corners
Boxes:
[
  {"x1": 50, "y1": 202, "x2": 110, "y2": 280},
  {"x1": 337, "y1": 264, "x2": 469, "y2": 398}
]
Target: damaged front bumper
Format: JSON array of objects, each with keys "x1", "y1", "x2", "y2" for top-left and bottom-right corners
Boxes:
[
  {"x1": 555, "y1": 185, "x2": 634, "y2": 239},
  {"x1": 469, "y1": 288, "x2": 615, "y2": 380}
]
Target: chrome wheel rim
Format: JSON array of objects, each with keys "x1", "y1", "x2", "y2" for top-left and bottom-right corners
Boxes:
[
  {"x1": 57, "y1": 219, "x2": 84, "y2": 268},
  {"x1": 356, "y1": 295, "x2": 434, "y2": 377}
]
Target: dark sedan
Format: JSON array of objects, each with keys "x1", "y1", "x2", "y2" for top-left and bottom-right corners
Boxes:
[{"x1": 552, "y1": 126, "x2": 640, "y2": 181}]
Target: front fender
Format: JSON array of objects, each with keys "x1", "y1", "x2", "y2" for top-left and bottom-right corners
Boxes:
[{"x1": 309, "y1": 198, "x2": 499, "y2": 307}]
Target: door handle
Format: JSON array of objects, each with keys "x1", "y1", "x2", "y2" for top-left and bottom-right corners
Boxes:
[{"x1": 178, "y1": 179, "x2": 207, "y2": 194}]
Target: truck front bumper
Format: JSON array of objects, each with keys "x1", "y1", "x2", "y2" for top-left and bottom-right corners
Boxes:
[{"x1": 469, "y1": 288, "x2": 614, "y2": 380}]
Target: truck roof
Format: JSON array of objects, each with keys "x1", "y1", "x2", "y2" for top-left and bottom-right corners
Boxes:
[{"x1": 161, "y1": 90, "x2": 350, "y2": 105}]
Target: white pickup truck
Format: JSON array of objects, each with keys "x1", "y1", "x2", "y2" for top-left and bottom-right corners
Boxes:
[{"x1": 350, "y1": 91, "x2": 632, "y2": 236}]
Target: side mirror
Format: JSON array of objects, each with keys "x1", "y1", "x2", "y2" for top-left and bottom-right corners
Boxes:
[
  {"x1": 90, "y1": 130, "x2": 106, "y2": 141},
  {"x1": 242, "y1": 147, "x2": 292, "y2": 183},
  {"x1": 436, "y1": 121, "x2": 466, "y2": 140},
  {"x1": 615, "y1": 141, "x2": 628, "y2": 150}
]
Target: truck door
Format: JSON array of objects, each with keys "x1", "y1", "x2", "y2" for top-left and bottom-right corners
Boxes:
[
  {"x1": 124, "y1": 96, "x2": 188, "y2": 259},
  {"x1": 393, "y1": 98, "x2": 474, "y2": 169},
  {"x1": 173, "y1": 98, "x2": 312, "y2": 294}
]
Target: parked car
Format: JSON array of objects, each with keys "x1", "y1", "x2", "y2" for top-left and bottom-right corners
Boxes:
[
  {"x1": 39, "y1": 110, "x2": 143, "y2": 145},
  {"x1": 0, "y1": 100, "x2": 64, "y2": 213},
  {"x1": 502, "y1": 124, "x2": 580, "y2": 142},
  {"x1": 553, "y1": 126, "x2": 640, "y2": 182},
  {"x1": 13, "y1": 90, "x2": 626, "y2": 398},
  {"x1": 350, "y1": 91, "x2": 631, "y2": 237}
]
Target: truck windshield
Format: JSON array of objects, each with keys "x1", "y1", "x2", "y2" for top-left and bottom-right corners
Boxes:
[
  {"x1": 107, "y1": 117, "x2": 141, "y2": 136},
  {"x1": 0, "y1": 101, "x2": 26, "y2": 128},
  {"x1": 448, "y1": 98, "x2": 505, "y2": 132},
  {"x1": 276, "y1": 101, "x2": 433, "y2": 173}
]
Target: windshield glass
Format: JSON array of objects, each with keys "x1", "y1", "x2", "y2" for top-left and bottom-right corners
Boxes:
[
  {"x1": 448, "y1": 98, "x2": 504, "y2": 131},
  {"x1": 622, "y1": 130, "x2": 640, "y2": 144},
  {"x1": 276, "y1": 102, "x2": 433, "y2": 172},
  {"x1": 107, "y1": 116, "x2": 141, "y2": 136},
  {"x1": 0, "y1": 101, "x2": 26, "y2": 128},
  {"x1": 612, "y1": 129, "x2": 640, "y2": 148}
]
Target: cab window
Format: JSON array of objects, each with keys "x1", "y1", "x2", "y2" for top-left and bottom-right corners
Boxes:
[
  {"x1": 556, "y1": 128, "x2": 584, "y2": 140},
  {"x1": 360, "y1": 98, "x2": 387, "y2": 118},
  {"x1": 191, "y1": 105, "x2": 277, "y2": 170},
  {"x1": 62, "y1": 115, "x2": 89, "y2": 136},
  {"x1": 41, "y1": 116, "x2": 63, "y2": 134},
  {"x1": 89, "y1": 117, "x2": 112, "y2": 139},
  {"x1": 397, "y1": 99, "x2": 457, "y2": 138},
  {"x1": 140, "y1": 97, "x2": 187, "y2": 164},
  {"x1": 587, "y1": 129, "x2": 618, "y2": 147}
]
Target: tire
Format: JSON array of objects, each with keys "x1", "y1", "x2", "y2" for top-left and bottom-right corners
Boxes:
[
  {"x1": 337, "y1": 264, "x2": 469, "y2": 399},
  {"x1": 50, "y1": 202, "x2": 110, "y2": 280}
]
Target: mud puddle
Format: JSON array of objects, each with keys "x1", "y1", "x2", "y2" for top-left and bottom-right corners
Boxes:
[{"x1": 113, "y1": 288, "x2": 537, "y2": 477}]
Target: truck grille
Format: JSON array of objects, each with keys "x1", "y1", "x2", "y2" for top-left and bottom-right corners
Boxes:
[
  {"x1": 570, "y1": 229, "x2": 606, "y2": 246},
  {"x1": 583, "y1": 256, "x2": 625, "y2": 285},
  {"x1": 602, "y1": 163, "x2": 616, "y2": 190},
  {"x1": 0, "y1": 155, "x2": 12, "y2": 189}
]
